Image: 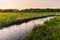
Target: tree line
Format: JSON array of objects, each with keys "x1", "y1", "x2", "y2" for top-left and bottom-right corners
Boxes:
[
  {"x1": 20, "y1": 8, "x2": 60, "y2": 13},
  {"x1": 0, "y1": 9, "x2": 19, "y2": 12},
  {"x1": 0, "y1": 8, "x2": 60, "y2": 12}
]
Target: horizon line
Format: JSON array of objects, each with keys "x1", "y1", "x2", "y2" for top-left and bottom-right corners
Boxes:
[{"x1": 0, "y1": 8, "x2": 60, "y2": 10}]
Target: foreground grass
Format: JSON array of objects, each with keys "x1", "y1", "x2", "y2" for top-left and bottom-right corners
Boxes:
[
  {"x1": 24, "y1": 16, "x2": 60, "y2": 40},
  {"x1": 0, "y1": 12, "x2": 60, "y2": 28}
]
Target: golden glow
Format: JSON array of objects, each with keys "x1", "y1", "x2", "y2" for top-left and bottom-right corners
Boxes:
[{"x1": 0, "y1": 0, "x2": 60, "y2": 9}]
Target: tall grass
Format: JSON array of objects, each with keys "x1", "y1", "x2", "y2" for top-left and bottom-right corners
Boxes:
[
  {"x1": 0, "y1": 12, "x2": 59, "y2": 28},
  {"x1": 24, "y1": 16, "x2": 60, "y2": 40}
]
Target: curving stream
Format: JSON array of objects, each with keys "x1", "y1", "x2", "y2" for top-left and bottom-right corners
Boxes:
[{"x1": 0, "y1": 17, "x2": 54, "y2": 40}]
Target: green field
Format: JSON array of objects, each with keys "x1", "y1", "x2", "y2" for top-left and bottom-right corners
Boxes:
[
  {"x1": 0, "y1": 12, "x2": 60, "y2": 28},
  {"x1": 24, "y1": 16, "x2": 60, "y2": 40},
  {"x1": 0, "y1": 10, "x2": 60, "y2": 40}
]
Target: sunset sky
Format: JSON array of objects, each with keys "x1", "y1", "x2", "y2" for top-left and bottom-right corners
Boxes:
[{"x1": 0, "y1": 0, "x2": 60, "y2": 9}]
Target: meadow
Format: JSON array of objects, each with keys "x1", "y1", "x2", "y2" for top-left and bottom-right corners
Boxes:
[
  {"x1": 0, "y1": 9, "x2": 60, "y2": 40},
  {"x1": 0, "y1": 12, "x2": 59, "y2": 28}
]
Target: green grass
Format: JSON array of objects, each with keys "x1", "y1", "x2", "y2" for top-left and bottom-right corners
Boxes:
[
  {"x1": 0, "y1": 12, "x2": 59, "y2": 28},
  {"x1": 23, "y1": 16, "x2": 60, "y2": 40}
]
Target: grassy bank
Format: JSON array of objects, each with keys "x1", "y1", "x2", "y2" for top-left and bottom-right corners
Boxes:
[
  {"x1": 24, "y1": 16, "x2": 60, "y2": 40},
  {"x1": 0, "y1": 12, "x2": 60, "y2": 28}
]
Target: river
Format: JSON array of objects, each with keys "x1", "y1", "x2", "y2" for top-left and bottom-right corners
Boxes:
[{"x1": 0, "y1": 17, "x2": 54, "y2": 40}]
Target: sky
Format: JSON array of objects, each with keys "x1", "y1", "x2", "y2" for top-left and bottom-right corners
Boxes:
[{"x1": 0, "y1": 0, "x2": 60, "y2": 9}]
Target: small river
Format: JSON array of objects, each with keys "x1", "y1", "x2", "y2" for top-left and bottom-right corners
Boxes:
[{"x1": 0, "y1": 17, "x2": 54, "y2": 40}]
